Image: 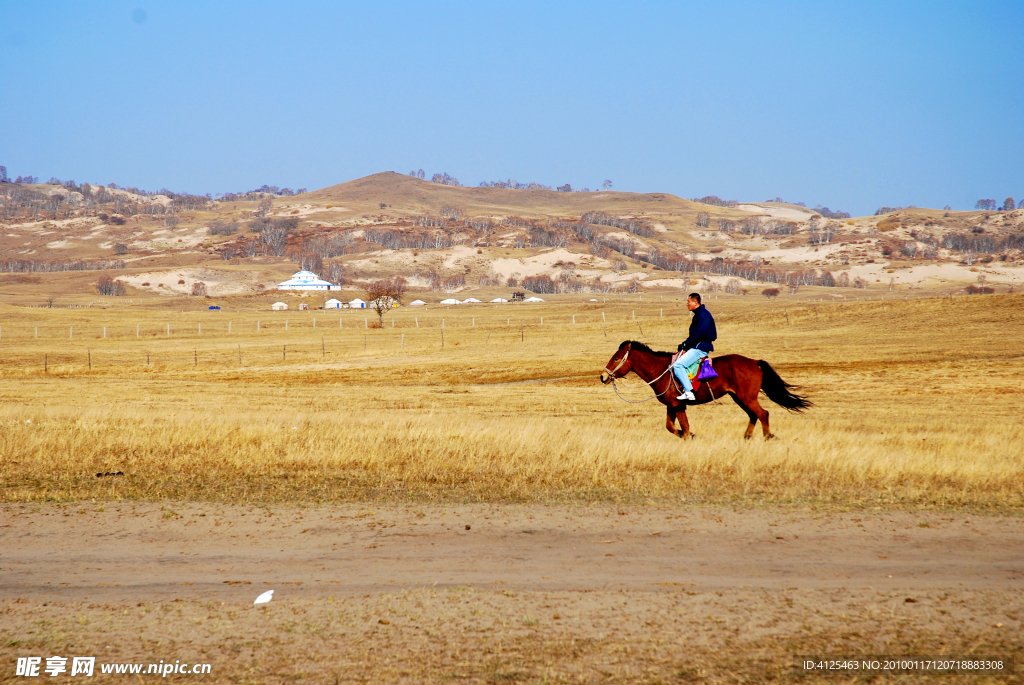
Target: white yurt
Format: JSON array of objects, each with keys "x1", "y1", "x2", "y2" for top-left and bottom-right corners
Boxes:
[
  {"x1": 348, "y1": 298, "x2": 366, "y2": 309},
  {"x1": 523, "y1": 296, "x2": 544, "y2": 303},
  {"x1": 439, "y1": 298, "x2": 460, "y2": 305},
  {"x1": 277, "y1": 270, "x2": 340, "y2": 291},
  {"x1": 324, "y1": 299, "x2": 342, "y2": 309},
  {"x1": 490, "y1": 297, "x2": 508, "y2": 303},
  {"x1": 271, "y1": 301, "x2": 288, "y2": 311},
  {"x1": 409, "y1": 299, "x2": 427, "y2": 306},
  {"x1": 461, "y1": 297, "x2": 482, "y2": 303}
]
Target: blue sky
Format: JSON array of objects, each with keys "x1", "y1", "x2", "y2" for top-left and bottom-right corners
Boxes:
[{"x1": 1, "y1": 1, "x2": 1021, "y2": 215}]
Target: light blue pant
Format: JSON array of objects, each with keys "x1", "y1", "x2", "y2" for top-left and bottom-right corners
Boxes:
[{"x1": 673, "y1": 348, "x2": 707, "y2": 392}]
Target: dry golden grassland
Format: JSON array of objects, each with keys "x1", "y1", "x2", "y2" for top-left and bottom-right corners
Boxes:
[{"x1": 1, "y1": 292, "x2": 1022, "y2": 508}]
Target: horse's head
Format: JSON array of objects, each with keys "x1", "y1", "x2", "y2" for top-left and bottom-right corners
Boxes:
[{"x1": 600, "y1": 342, "x2": 632, "y2": 384}]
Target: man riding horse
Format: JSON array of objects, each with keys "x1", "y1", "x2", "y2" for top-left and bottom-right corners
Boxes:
[{"x1": 673, "y1": 292, "x2": 716, "y2": 401}]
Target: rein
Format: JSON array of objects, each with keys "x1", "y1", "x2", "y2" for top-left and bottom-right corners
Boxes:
[{"x1": 605, "y1": 348, "x2": 677, "y2": 404}]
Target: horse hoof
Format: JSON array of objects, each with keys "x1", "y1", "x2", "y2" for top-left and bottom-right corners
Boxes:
[
  {"x1": 743, "y1": 434, "x2": 752, "y2": 440},
  {"x1": 765, "y1": 433, "x2": 775, "y2": 441}
]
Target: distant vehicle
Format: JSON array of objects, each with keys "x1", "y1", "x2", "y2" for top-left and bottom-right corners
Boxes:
[
  {"x1": 208, "y1": 306, "x2": 221, "y2": 310},
  {"x1": 511, "y1": 292, "x2": 525, "y2": 302}
]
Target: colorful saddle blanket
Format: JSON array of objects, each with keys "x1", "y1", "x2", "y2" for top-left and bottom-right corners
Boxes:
[{"x1": 671, "y1": 353, "x2": 717, "y2": 381}]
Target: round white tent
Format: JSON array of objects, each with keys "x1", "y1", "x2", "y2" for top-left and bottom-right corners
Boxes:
[
  {"x1": 324, "y1": 299, "x2": 342, "y2": 309},
  {"x1": 348, "y1": 298, "x2": 366, "y2": 308},
  {"x1": 277, "y1": 270, "x2": 340, "y2": 291},
  {"x1": 439, "y1": 298, "x2": 460, "y2": 305},
  {"x1": 409, "y1": 299, "x2": 427, "y2": 306},
  {"x1": 461, "y1": 297, "x2": 482, "y2": 303},
  {"x1": 271, "y1": 301, "x2": 288, "y2": 311},
  {"x1": 523, "y1": 296, "x2": 544, "y2": 302},
  {"x1": 490, "y1": 298, "x2": 508, "y2": 303}
]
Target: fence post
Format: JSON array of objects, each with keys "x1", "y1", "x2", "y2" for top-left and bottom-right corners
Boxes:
[
  {"x1": 229, "y1": 321, "x2": 232, "y2": 333},
  {"x1": 88, "y1": 350, "x2": 91, "y2": 370},
  {"x1": 365, "y1": 317, "x2": 368, "y2": 329},
  {"x1": 602, "y1": 312, "x2": 606, "y2": 322},
  {"x1": 194, "y1": 349, "x2": 197, "y2": 366},
  {"x1": 35, "y1": 326, "x2": 38, "y2": 338},
  {"x1": 472, "y1": 317, "x2": 475, "y2": 327},
  {"x1": 44, "y1": 354, "x2": 47, "y2": 373},
  {"x1": 198, "y1": 323, "x2": 201, "y2": 335},
  {"x1": 258, "y1": 320, "x2": 260, "y2": 331},
  {"x1": 103, "y1": 327, "x2": 106, "y2": 338},
  {"x1": 322, "y1": 336, "x2": 325, "y2": 356},
  {"x1": 415, "y1": 317, "x2": 418, "y2": 328},
  {"x1": 313, "y1": 317, "x2": 316, "y2": 329},
  {"x1": 602, "y1": 324, "x2": 607, "y2": 337},
  {"x1": 167, "y1": 323, "x2": 170, "y2": 336},
  {"x1": 70, "y1": 326, "x2": 73, "y2": 339},
  {"x1": 147, "y1": 352, "x2": 150, "y2": 366},
  {"x1": 572, "y1": 315, "x2": 575, "y2": 324}
]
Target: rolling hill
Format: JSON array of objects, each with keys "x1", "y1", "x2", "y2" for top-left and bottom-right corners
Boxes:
[{"x1": 0, "y1": 171, "x2": 1022, "y2": 307}]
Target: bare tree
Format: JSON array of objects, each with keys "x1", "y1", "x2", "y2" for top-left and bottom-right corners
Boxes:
[
  {"x1": 191, "y1": 281, "x2": 208, "y2": 297},
  {"x1": 1004, "y1": 197, "x2": 1016, "y2": 211},
  {"x1": 603, "y1": 179, "x2": 612, "y2": 191},
  {"x1": 365, "y1": 277, "x2": 407, "y2": 327},
  {"x1": 696, "y1": 212, "x2": 710, "y2": 228},
  {"x1": 97, "y1": 276, "x2": 126, "y2": 296},
  {"x1": 113, "y1": 243, "x2": 128, "y2": 255},
  {"x1": 256, "y1": 197, "x2": 273, "y2": 217},
  {"x1": 261, "y1": 224, "x2": 290, "y2": 256}
]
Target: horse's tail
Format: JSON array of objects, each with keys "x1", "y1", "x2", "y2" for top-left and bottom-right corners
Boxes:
[{"x1": 757, "y1": 360, "x2": 813, "y2": 413}]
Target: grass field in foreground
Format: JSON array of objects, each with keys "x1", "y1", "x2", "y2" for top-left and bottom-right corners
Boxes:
[{"x1": 0, "y1": 292, "x2": 1022, "y2": 508}]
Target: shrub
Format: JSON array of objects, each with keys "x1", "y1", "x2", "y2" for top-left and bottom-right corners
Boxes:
[
  {"x1": 761, "y1": 287, "x2": 780, "y2": 298},
  {"x1": 109, "y1": 214, "x2": 127, "y2": 225},
  {"x1": 696, "y1": 212, "x2": 710, "y2": 228},
  {"x1": 177, "y1": 279, "x2": 185, "y2": 285},
  {"x1": 877, "y1": 218, "x2": 900, "y2": 232},
  {"x1": 113, "y1": 243, "x2": 128, "y2": 255},
  {"x1": 191, "y1": 281, "x2": 207, "y2": 297}
]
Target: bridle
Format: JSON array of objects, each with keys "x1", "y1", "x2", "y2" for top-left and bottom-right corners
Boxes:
[
  {"x1": 605, "y1": 348, "x2": 631, "y2": 377},
  {"x1": 604, "y1": 344, "x2": 677, "y2": 403}
]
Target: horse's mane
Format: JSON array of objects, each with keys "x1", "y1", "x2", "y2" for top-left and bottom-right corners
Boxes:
[{"x1": 619, "y1": 340, "x2": 673, "y2": 358}]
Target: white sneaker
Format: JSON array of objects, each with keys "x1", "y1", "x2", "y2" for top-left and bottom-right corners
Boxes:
[{"x1": 676, "y1": 391, "x2": 696, "y2": 401}]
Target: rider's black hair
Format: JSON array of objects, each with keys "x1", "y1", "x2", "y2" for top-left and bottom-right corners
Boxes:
[{"x1": 688, "y1": 292, "x2": 701, "y2": 304}]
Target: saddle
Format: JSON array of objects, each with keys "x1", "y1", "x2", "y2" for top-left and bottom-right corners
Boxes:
[{"x1": 669, "y1": 352, "x2": 718, "y2": 394}]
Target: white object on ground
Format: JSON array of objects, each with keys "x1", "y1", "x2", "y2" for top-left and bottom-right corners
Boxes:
[{"x1": 254, "y1": 590, "x2": 274, "y2": 605}]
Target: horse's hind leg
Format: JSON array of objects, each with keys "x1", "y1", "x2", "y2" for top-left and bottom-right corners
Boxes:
[
  {"x1": 729, "y1": 392, "x2": 760, "y2": 439},
  {"x1": 744, "y1": 396, "x2": 773, "y2": 439}
]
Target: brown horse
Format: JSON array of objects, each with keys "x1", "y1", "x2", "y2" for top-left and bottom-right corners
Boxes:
[{"x1": 599, "y1": 340, "x2": 811, "y2": 440}]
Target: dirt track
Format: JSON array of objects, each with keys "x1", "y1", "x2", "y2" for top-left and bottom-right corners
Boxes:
[{"x1": 3, "y1": 504, "x2": 1022, "y2": 682}]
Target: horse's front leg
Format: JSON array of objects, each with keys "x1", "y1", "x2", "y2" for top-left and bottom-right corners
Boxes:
[
  {"x1": 665, "y1": 406, "x2": 681, "y2": 437},
  {"x1": 676, "y1": 407, "x2": 693, "y2": 439}
]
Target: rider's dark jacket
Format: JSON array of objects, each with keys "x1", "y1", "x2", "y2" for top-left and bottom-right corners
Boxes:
[{"x1": 680, "y1": 304, "x2": 717, "y2": 352}]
